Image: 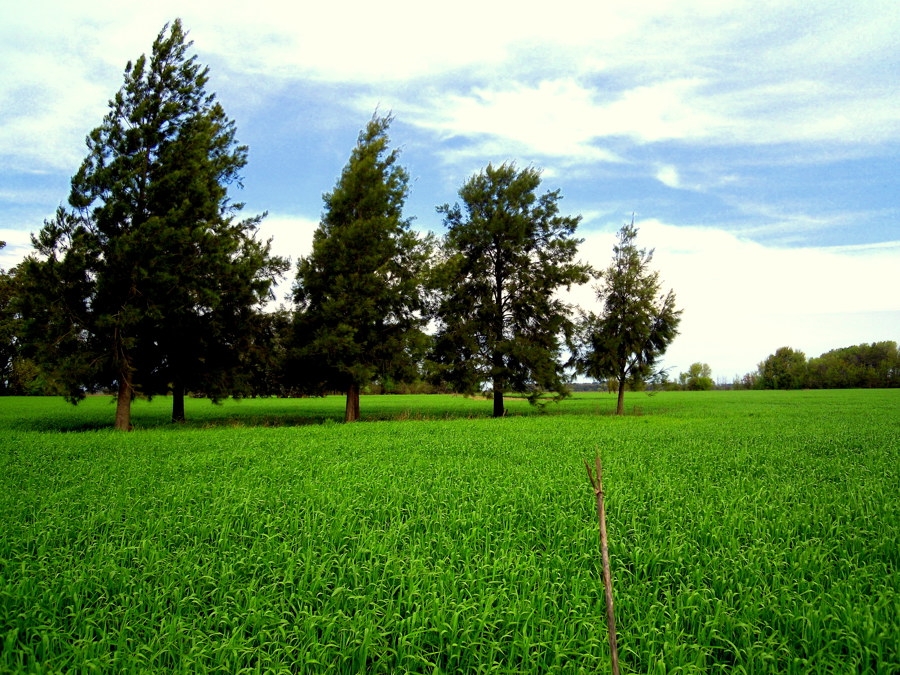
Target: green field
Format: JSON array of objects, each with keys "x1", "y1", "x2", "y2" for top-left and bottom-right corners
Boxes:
[{"x1": 1, "y1": 391, "x2": 898, "y2": 673}]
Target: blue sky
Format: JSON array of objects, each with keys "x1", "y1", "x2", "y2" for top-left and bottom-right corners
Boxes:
[{"x1": 2, "y1": 0, "x2": 898, "y2": 380}]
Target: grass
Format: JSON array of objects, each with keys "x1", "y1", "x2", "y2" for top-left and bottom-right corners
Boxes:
[{"x1": 1, "y1": 390, "x2": 898, "y2": 673}]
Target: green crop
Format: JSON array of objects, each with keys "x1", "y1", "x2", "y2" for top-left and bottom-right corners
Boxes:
[{"x1": 1, "y1": 390, "x2": 898, "y2": 673}]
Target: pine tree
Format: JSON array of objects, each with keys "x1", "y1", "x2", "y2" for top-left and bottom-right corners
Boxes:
[{"x1": 291, "y1": 114, "x2": 431, "y2": 422}]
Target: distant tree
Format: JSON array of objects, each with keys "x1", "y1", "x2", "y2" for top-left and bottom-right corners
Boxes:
[
  {"x1": 757, "y1": 346, "x2": 808, "y2": 389},
  {"x1": 574, "y1": 220, "x2": 681, "y2": 415},
  {"x1": 732, "y1": 372, "x2": 759, "y2": 390},
  {"x1": 17, "y1": 19, "x2": 285, "y2": 429},
  {"x1": 679, "y1": 362, "x2": 714, "y2": 391},
  {"x1": 239, "y1": 308, "x2": 294, "y2": 398},
  {"x1": 0, "y1": 256, "x2": 43, "y2": 396},
  {"x1": 807, "y1": 341, "x2": 899, "y2": 388},
  {"x1": 291, "y1": 113, "x2": 431, "y2": 422},
  {"x1": 807, "y1": 347, "x2": 851, "y2": 389},
  {"x1": 429, "y1": 162, "x2": 591, "y2": 417}
]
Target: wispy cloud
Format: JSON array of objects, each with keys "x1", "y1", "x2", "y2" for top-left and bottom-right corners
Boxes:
[
  {"x1": 4, "y1": 1, "x2": 898, "y2": 174},
  {"x1": 389, "y1": 2, "x2": 900, "y2": 163},
  {"x1": 0, "y1": 52, "x2": 110, "y2": 172},
  {"x1": 406, "y1": 79, "x2": 624, "y2": 165}
]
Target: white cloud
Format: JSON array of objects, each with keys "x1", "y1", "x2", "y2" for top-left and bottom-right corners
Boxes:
[
  {"x1": 257, "y1": 213, "x2": 317, "y2": 261},
  {"x1": 594, "y1": 79, "x2": 725, "y2": 143},
  {"x1": 394, "y1": 1, "x2": 900, "y2": 156},
  {"x1": 411, "y1": 66, "x2": 899, "y2": 163},
  {"x1": 655, "y1": 165, "x2": 681, "y2": 189},
  {"x1": 0, "y1": 229, "x2": 35, "y2": 271},
  {"x1": 0, "y1": 50, "x2": 111, "y2": 172},
  {"x1": 4, "y1": 1, "x2": 898, "y2": 175},
  {"x1": 571, "y1": 220, "x2": 900, "y2": 379},
  {"x1": 255, "y1": 213, "x2": 319, "y2": 306},
  {"x1": 409, "y1": 79, "x2": 623, "y2": 163},
  {"x1": 187, "y1": 0, "x2": 650, "y2": 83}
]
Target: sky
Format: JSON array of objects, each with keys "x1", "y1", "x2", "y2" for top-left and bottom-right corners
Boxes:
[{"x1": 2, "y1": 0, "x2": 898, "y2": 381}]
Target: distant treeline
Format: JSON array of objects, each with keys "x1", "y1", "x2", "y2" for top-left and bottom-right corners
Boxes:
[{"x1": 740, "y1": 341, "x2": 900, "y2": 390}]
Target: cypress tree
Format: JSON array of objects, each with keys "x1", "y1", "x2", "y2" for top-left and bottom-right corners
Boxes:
[{"x1": 291, "y1": 114, "x2": 430, "y2": 422}]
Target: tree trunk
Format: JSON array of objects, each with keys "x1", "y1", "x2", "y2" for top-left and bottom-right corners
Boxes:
[
  {"x1": 114, "y1": 369, "x2": 133, "y2": 431},
  {"x1": 172, "y1": 380, "x2": 185, "y2": 423},
  {"x1": 492, "y1": 378, "x2": 505, "y2": 418},
  {"x1": 345, "y1": 381, "x2": 361, "y2": 422},
  {"x1": 616, "y1": 377, "x2": 626, "y2": 416}
]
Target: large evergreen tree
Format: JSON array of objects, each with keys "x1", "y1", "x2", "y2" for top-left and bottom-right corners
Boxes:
[
  {"x1": 291, "y1": 114, "x2": 431, "y2": 422},
  {"x1": 430, "y1": 163, "x2": 591, "y2": 417},
  {"x1": 17, "y1": 19, "x2": 285, "y2": 429},
  {"x1": 574, "y1": 220, "x2": 681, "y2": 415}
]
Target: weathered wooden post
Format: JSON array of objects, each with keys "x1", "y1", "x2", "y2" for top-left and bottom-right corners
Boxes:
[{"x1": 585, "y1": 454, "x2": 621, "y2": 675}]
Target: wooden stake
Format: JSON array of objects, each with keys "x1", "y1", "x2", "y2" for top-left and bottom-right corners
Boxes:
[{"x1": 585, "y1": 454, "x2": 621, "y2": 675}]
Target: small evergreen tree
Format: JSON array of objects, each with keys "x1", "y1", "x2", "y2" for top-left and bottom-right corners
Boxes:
[{"x1": 575, "y1": 220, "x2": 681, "y2": 415}]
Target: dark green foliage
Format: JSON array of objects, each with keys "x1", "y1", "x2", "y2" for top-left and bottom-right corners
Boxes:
[
  {"x1": 757, "y1": 346, "x2": 808, "y2": 390},
  {"x1": 757, "y1": 347, "x2": 807, "y2": 389},
  {"x1": 16, "y1": 19, "x2": 286, "y2": 428},
  {"x1": 807, "y1": 341, "x2": 900, "y2": 388},
  {"x1": 0, "y1": 257, "x2": 45, "y2": 396},
  {"x1": 429, "y1": 163, "x2": 591, "y2": 417},
  {"x1": 757, "y1": 342, "x2": 900, "y2": 389},
  {"x1": 291, "y1": 114, "x2": 431, "y2": 421},
  {"x1": 237, "y1": 308, "x2": 295, "y2": 398},
  {"x1": 17, "y1": 207, "x2": 105, "y2": 403},
  {"x1": 575, "y1": 220, "x2": 681, "y2": 414}
]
